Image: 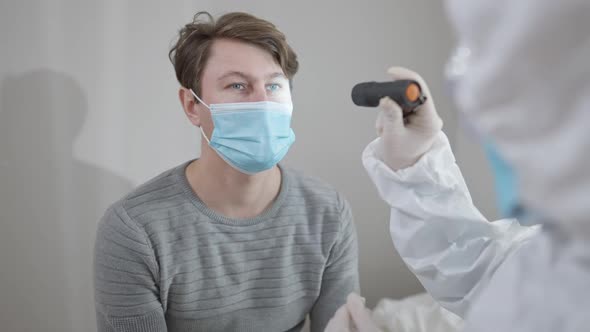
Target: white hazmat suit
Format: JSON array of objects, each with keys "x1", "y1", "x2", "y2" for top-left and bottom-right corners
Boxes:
[{"x1": 325, "y1": 0, "x2": 590, "y2": 330}]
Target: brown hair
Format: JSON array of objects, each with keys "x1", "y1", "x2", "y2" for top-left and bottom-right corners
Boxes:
[{"x1": 169, "y1": 11, "x2": 299, "y2": 98}]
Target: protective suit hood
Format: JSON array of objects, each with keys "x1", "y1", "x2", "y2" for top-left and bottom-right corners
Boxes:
[{"x1": 445, "y1": 0, "x2": 590, "y2": 236}]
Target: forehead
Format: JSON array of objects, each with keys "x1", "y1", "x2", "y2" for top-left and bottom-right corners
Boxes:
[{"x1": 203, "y1": 39, "x2": 284, "y2": 80}]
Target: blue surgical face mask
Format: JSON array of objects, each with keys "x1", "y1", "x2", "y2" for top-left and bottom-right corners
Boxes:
[
  {"x1": 484, "y1": 142, "x2": 542, "y2": 224},
  {"x1": 190, "y1": 89, "x2": 296, "y2": 174},
  {"x1": 483, "y1": 142, "x2": 521, "y2": 218}
]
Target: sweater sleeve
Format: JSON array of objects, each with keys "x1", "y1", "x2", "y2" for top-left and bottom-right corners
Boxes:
[{"x1": 93, "y1": 204, "x2": 168, "y2": 331}]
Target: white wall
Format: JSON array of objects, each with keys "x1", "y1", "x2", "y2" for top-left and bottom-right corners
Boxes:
[{"x1": 0, "y1": 1, "x2": 497, "y2": 331}]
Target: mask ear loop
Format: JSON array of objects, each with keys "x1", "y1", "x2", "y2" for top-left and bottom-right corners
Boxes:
[
  {"x1": 189, "y1": 89, "x2": 210, "y2": 108},
  {"x1": 190, "y1": 88, "x2": 212, "y2": 144},
  {"x1": 199, "y1": 126, "x2": 211, "y2": 144}
]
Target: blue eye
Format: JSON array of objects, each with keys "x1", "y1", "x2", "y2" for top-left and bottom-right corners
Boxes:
[
  {"x1": 229, "y1": 83, "x2": 245, "y2": 90},
  {"x1": 267, "y1": 84, "x2": 281, "y2": 92}
]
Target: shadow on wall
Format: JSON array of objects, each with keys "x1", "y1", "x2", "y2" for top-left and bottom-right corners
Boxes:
[{"x1": 0, "y1": 69, "x2": 134, "y2": 332}]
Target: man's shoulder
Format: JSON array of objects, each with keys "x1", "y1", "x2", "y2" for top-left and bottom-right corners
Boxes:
[
  {"x1": 283, "y1": 166, "x2": 349, "y2": 213},
  {"x1": 104, "y1": 161, "x2": 191, "y2": 223}
]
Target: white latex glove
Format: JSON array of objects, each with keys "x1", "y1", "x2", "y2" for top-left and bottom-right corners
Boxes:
[
  {"x1": 324, "y1": 293, "x2": 382, "y2": 332},
  {"x1": 376, "y1": 67, "x2": 443, "y2": 170},
  {"x1": 324, "y1": 304, "x2": 356, "y2": 332}
]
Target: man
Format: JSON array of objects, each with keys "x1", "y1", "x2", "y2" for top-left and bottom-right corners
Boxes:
[{"x1": 94, "y1": 11, "x2": 358, "y2": 332}]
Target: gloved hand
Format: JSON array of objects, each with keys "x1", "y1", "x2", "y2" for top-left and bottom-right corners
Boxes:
[
  {"x1": 324, "y1": 293, "x2": 382, "y2": 332},
  {"x1": 376, "y1": 67, "x2": 443, "y2": 170}
]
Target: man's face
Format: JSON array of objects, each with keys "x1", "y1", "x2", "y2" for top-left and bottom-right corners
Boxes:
[{"x1": 196, "y1": 38, "x2": 292, "y2": 137}]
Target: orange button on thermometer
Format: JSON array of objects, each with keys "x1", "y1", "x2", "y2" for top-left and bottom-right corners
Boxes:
[{"x1": 351, "y1": 80, "x2": 427, "y2": 116}]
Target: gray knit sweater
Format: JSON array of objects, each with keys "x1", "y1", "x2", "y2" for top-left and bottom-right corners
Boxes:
[{"x1": 93, "y1": 162, "x2": 359, "y2": 331}]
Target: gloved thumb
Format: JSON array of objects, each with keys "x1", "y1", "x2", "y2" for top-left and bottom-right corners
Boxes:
[
  {"x1": 376, "y1": 96, "x2": 404, "y2": 136},
  {"x1": 386, "y1": 66, "x2": 441, "y2": 127}
]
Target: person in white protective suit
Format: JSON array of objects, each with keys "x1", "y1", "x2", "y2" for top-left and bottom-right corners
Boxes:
[{"x1": 325, "y1": 0, "x2": 590, "y2": 331}]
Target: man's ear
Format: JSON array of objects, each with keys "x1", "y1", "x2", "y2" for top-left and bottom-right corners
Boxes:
[{"x1": 179, "y1": 88, "x2": 201, "y2": 127}]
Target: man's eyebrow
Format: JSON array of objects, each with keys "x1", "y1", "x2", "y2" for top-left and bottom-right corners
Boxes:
[
  {"x1": 267, "y1": 72, "x2": 287, "y2": 80},
  {"x1": 217, "y1": 71, "x2": 251, "y2": 82},
  {"x1": 217, "y1": 71, "x2": 287, "y2": 81}
]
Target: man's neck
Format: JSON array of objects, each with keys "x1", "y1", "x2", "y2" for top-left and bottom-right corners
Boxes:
[{"x1": 185, "y1": 150, "x2": 282, "y2": 220}]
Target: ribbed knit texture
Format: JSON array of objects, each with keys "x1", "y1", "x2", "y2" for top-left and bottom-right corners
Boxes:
[{"x1": 93, "y1": 161, "x2": 358, "y2": 332}]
